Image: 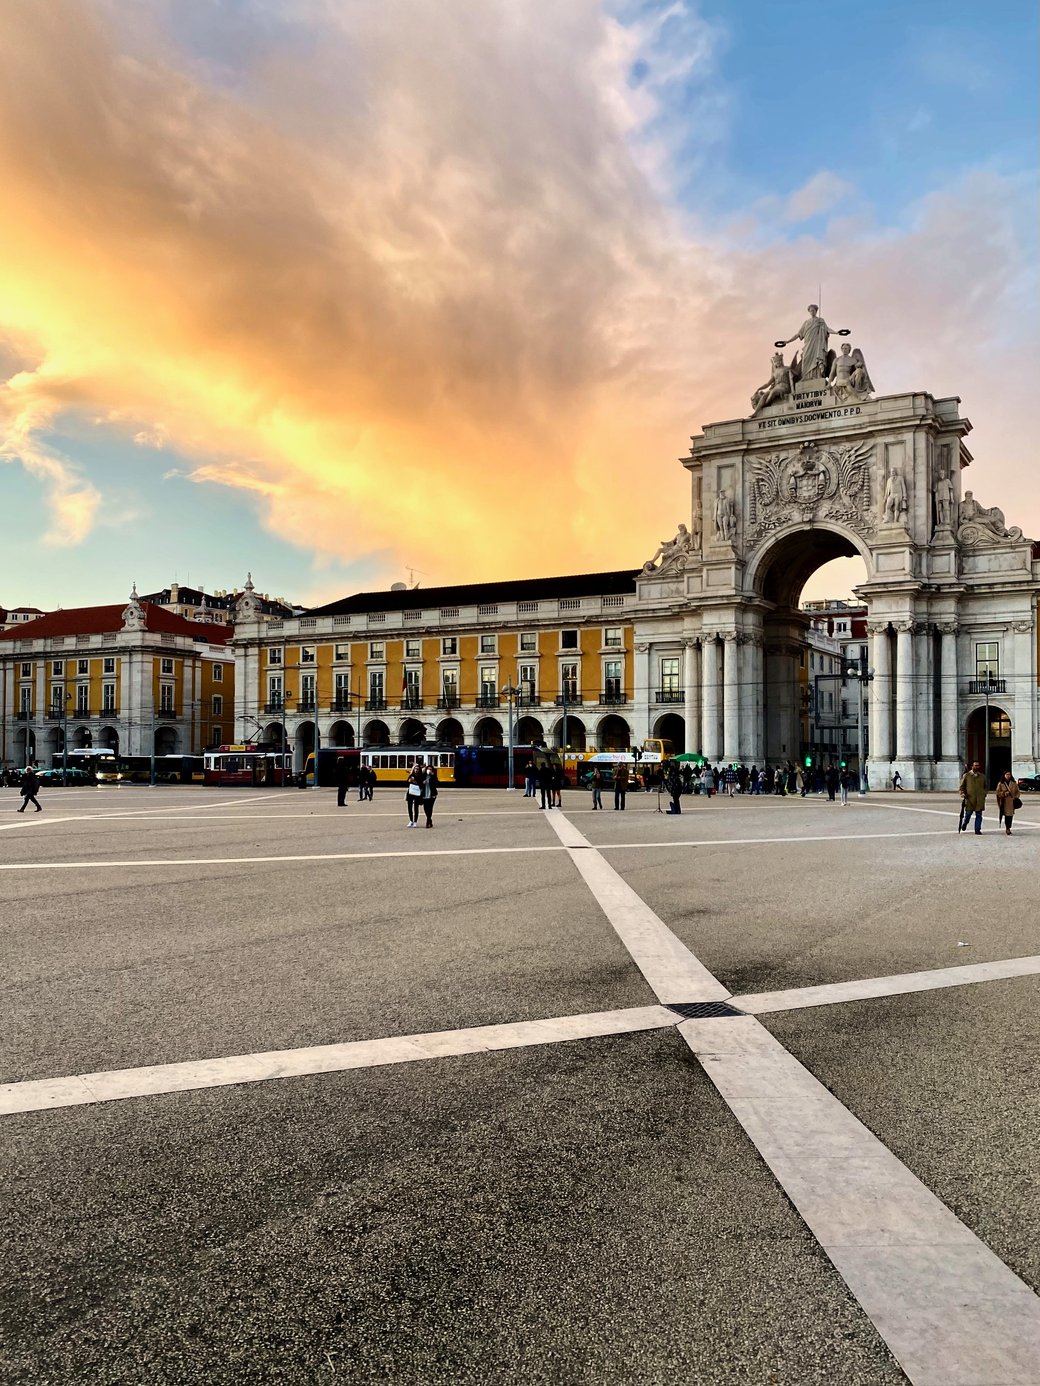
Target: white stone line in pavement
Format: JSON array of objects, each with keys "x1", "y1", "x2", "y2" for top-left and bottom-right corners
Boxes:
[
  {"x1": 734, "y1": 955, "x2": 1040, "y2": 1015},
  {"x1": 543, "y1": 810, "x2": 729, "y2": 1004},
  {"x1": 552, "y1": 810, "x2": 1040, "y2": 1386},
  {"x1": 600, "y1": 828, "x2": 953, "y2": 851},
  {"x1": 861, "y1": 799, "x2": 1040, "y2": 831},
  {"x1": 679, "y1": 1016, "x2": 1040, "y2": 1386},
  {"x1": 0, "y1": 1005, "x2": 677, "y2": 1116},
  {"x1": 0, "y1": 845, "x2": 568, "y2": 872}
]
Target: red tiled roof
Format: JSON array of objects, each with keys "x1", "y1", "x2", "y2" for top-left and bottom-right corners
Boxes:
[{"x1": 0, "y1": 602, "x2": 233, "y2": 645}]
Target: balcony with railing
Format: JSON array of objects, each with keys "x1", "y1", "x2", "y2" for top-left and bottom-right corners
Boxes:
[
  {"x1": 264, "y1": 701, "x2": 285, "y2": 715},
  {"x1": 514, "y1": 692, "x2": 541, "y2": 708},
  {"x1": 554, "y1": 692, "x2": 580, "y2": 707},
  {"x1": 654, "y1": 688, "x2": 684, "y2": 703},
  {"x1": 365, "y1": 697, "x2": 387, "y2": 712},
  {"x1": 436, "y1": 694, "x2": 460, "y2": 711},
  {"x1": 399, "y1": 694, "x2": 424, "y2": 711},
  {"x1": 598, "y1": 690, "x2": 628, "y2": 706},
  {"x1": 475, "y1": 692, "x2": 501, "y2": 709},
  {"x1": 967, "y1": 678, "x2": 1006, "y2": 695},
  {"x1": 328, "y1": 696, "x2": 355, "y2": 712}
]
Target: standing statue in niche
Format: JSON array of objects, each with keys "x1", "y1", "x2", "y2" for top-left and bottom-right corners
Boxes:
[
  {"x1": 934, "y1": 470, "x2": 955, "y2": 530},
  {"x1": 883, "y1": 468, "x2": 908, "y2": 524},
  {"x1": 714, "y1": 488, "x2": 737, "y2": 543},
  {"x1": 690, "y1": 501, "x2": 703, "y2": 550},
  {"x1": 751, "y1": 352, "x2": 795, "y2": 413},
  {"x1": 777, "y1": 303, "x2": 850, "y2": 382}
]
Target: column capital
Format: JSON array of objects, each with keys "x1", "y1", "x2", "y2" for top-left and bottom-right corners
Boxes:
[
  {"x1": 893, "y1": 620, "x2": 916, "y2": 635},
  {"x1": 720, "y1": 630, "x2": 739, "y2": 643},
  {"x1": 866, "y1": 621, "x2": 889, "y2": 636},
  {"x1": 1013, "y1": 620, "x2": 1034, "y2": 635},
  {"x1": 937, "y1": 621, "x2": 959, "y2": 636}
]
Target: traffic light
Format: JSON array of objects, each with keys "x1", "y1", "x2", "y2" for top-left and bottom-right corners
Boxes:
[
  {"x1": 804, "y1": 755, "x2": 812, "y2": 767},
  {"x1": 840, "y1": 759, "x2": 847, "y2": 768}
]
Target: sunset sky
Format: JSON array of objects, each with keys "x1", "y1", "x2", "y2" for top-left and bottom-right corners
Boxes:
[{"x1": 1, "y1": 0, "x2": 1036, "y2": 612}]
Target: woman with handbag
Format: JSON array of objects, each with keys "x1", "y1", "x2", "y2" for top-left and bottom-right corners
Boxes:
[
  {"x1": 995, "y1": 771, "x2": 1021, "y2": 836},
  {"x1": 405, "y1": 758, "x2": 424, "y2": 828}
]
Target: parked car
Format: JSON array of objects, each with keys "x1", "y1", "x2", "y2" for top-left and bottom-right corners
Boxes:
[
  {"x1": 36, "y1": 768, "x2": 93, "y2": 786},
  {"x1": 1016, "y1": 775, "x2": 1039, "y2": 793}
]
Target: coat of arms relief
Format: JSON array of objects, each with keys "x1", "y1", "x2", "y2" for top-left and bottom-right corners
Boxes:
[{"x1": 747, "y1": 440, "x2": 875, "y2": 544}]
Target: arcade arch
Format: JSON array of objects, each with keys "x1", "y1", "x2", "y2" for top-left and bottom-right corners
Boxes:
[
  {"x1": 597, "y1": 714, "x2": 631, "y2": 751},
  {"x1": 436, "y1": 718, "x2": 464, "y2": 746},
  {"x1": 328, "y1": 721, "x2": 354, "y2": 748}
]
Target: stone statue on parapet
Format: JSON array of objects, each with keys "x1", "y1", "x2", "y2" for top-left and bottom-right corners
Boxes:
[
  {"x1": 751, "y1": 352, "x2": 795, "y2": 414},
  {"x1": 643, "y1": 523, "x2": 693, "y2": 573},
  {"x1": 829, "y1": 343, "x2": 874, "y2": 401},
  {"x1": 777, "y1": 303, "x2": 851, "y2": 382},
  {"x1": 957, "y1": 491, "x2": 1023, "y2": 543}
]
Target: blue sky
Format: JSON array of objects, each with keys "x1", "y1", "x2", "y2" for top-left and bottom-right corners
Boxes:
[{"x1": 1, "y1": 0, "x2": 1035, "y2": 611}]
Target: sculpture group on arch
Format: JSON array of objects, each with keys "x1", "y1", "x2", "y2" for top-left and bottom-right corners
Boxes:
[{"x1": 637, "y1": 301, "x2": 1039, "y2": 789}]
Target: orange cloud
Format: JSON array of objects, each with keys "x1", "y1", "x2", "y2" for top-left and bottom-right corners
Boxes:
[{"x1": 0, "y1": 1, "x2": 1034, "y2": 597}]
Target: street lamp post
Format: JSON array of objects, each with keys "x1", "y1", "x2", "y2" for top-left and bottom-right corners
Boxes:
[
  {"x1": 62, "y1": 692, "x2": 69, "y2": 786},
  {"x1": 503, "y1": 680, "x2": 517, "y2": 792}
]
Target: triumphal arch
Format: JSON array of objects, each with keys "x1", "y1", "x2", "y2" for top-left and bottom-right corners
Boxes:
[{"x1": 633, "y1": 304, "x2": 1039, "y2": 789}]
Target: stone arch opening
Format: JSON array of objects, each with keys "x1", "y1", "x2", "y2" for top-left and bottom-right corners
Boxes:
[
  {"x1": 364, "y1": 720, "x2": 390, "y2": 747},
  {"x1": 651, "y1": 712, "x2": 684, "y2": 753},
  {"x1": 474, "y1": 717, "x2": 502, "y2": 747},
  {"x1": 261, "y1": 721, "x2": 284, "y2": 745},
  {"x1": 437, "y1": 718, "x2": 464, "y2": 746},
  {"x1": 966, "y1": 705, "x2": 1012, "y2": 786},
  {"x1": 552, "y1": 716, "x2": 586, "y2": 750},
  {"x1": 399, "y1": 718, "x2": 426, "y2": 746},
  {"x1": 597, "y1": 714, "x2": 631, "y2": 751},
  {"x1": 328, "y1": 721, "x2": 354, "y2": 748},
  {"x1": 154, "y1": 725, "x2": 180, "y2": 756},
  {"x1": 516, "y1": 716, "x2": 544, "y2": 745},
  {"x1": 750, "y1": 525, "x2": 870, "y2": 768},
  {"x1": 294, "y1": 720, "x2": 315, "y2": 772}
]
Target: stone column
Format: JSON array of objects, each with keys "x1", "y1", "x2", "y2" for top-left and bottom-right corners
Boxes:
[
  {"x1": 894, "y1": 621, "x2": 915, "y2": 761},
  {"x1": 1012, "y1": 619, "x2": 1037, "y2": 764},
  {"x1": 868, "y1": 623, "x2": 892, "y2": 767},
  {"x1": 636, "y1": 643, "x2": 652, "y2": 742},
  {"x1": 701, "y1": 635, "x2": 720, "y2": 761},
  {"x1": 748, "y1": 636, "x2": 765, "y2": 765},
  {"x1": 683, "y1": 640, "x2": 701, "y2": 756},
  {"x1": 939, "y1": 622, "x2": 960, "y2": 765},
  {"x1": 722, "y1": 632, "x2": 740, "y2": 762}
]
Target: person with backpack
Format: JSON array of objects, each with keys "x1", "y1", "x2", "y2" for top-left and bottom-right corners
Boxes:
[{"x1": 17, "y1": 767, "x2": 42, "y2": 814}]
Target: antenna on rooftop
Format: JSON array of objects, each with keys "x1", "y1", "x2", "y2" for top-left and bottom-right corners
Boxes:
[{"x1": 406, "y1": 566, "x2": 425, "y2": 589}]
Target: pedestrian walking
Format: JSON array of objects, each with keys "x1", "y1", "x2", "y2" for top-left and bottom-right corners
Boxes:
[
  {"x1": 839, "y1": 767, "x2": 851, "y2": 805},
  {"x1": 550, "y1": 760, "x2": 565, "y2": 808},
  {"x1": 724, "y1": 765, "x2": 737, "y2": 797},
  {"x1": 590, "y1": 766, "x2": 603, "y2": 810},
  {"x1": 420, "y1": 763, "x2": 439, "y2": 828},
  {"x1": 17, "y1": 766, "x2": 42, "y2": 813},
  {"x1": 958, "y1": 761, "x2": 987, "y2": 834},
  {"x1": 892, "y1": 769, "x2": 904, "y2": 791},
  {"x1": 537, "y1": 760, "x2": 553, "y2": 810},
  {"x1": 995, "y1": 771, "x2": 1021, "y2": 836},
  {"x1": 335, "y1": 754, "x2": 350, "y2": 808},
  {"x1": 614, "y1": 760, "x2": 629, "y2": 811},
  {"x1": 405, "y1": 758, "x2": 424, "y2": 827},
  {"x1": 523, "y1": 762, "x2": 536, "y2": 798},
  {"x1": 825, "y1": 764, "x2": 838, "y2": 802}
]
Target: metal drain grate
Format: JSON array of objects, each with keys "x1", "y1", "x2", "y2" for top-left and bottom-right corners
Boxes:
[{"x1": 666, "y1": 1000, "x2": 743, "y2": 1019}]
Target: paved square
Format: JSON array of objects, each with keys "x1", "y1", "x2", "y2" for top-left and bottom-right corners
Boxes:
[{"x1": 1, "y1": 783, "x2": 1038, "y2": 1384}]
